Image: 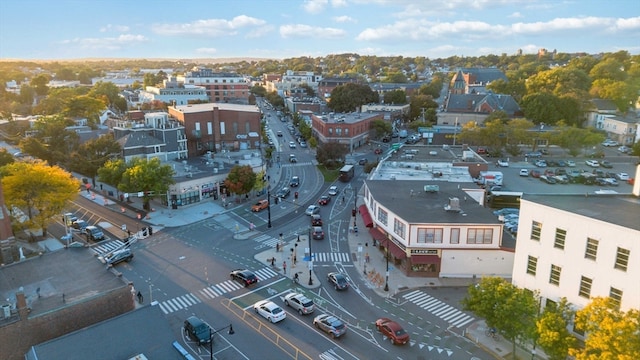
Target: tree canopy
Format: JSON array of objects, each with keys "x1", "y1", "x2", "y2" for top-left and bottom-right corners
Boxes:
[
  {"x1": 224, "y1": 165, "x2": 257, "y2": 198},
  {"x1": 328, "y1": 83, "x2": 378, "y2": 113}
]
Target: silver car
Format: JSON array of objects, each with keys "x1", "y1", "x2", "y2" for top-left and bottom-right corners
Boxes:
[
  {"x1": 313, "y1": 314, "x2": 347, "y2": 338},
  {"x1": 284, "y1": 292, "x2": 314, "y2": 315}
]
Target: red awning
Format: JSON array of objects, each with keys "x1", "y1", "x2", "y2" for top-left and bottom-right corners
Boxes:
[
  {"x1": 358, "y1": 204, "x2": 373, "y2": 228},
  {"x1": 381, "y1": 238, "x2": 407, "y2": 259},
  {"x1": 411, "y1": 255, "x2": 441, "y2": 264},
  {"x1": 369, "y1": 227, "x2": 387, "y2": 243}
]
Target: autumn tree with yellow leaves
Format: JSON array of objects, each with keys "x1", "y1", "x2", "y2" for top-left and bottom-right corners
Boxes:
[{"x1": 1, "y1": 160, "x2": 79, "y2": 236}]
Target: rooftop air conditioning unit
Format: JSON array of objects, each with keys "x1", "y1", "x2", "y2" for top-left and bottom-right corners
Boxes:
[{"x1": 444, "y1": 197, "x2": 461, "y2": 212}]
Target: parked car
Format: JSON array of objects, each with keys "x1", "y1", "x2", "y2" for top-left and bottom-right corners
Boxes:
[
  {"x1": 616, "y1": 173, "x2": 629, "y2": 181},
  {"x1": 85, "y1": 225, "x2": 105, "y2": 242},
  {"x1": 318, "y1": 195, "x2": 331, "y2": 206},
  {"x1": 534, "y1": 160, "x2": 547, "y2": 168},
  {"x1": 289, "y1": 141, "x2": 296, "y2": 149},
  {"x1": 600, "y1": 160, "x2": 613, "y2": 168},
  {"x1": 311, "y1": 214, "x2": 323, "y2": 226},
  {"x1": 525, "y1": 151, "x2": 542, "y2": 158},
  {"x1": 477, "y1": 147, "x2": 488, "y2": 154},
  {"x1": 602, "y1": 140, "x2": 619, "y2": 147},
  {"x1": 184, "y1": 316, "x2": 211, "y2": 345},
  {"x1": 358, "y1": 158, "x2": 368, "y2": 165},
  {"x1": 544, "y1": 169, "x2": 555, "y2": 177},
  {"x1": 540, "y1": 175, "x2": 557, "y2": 184},
  {"x1": 519, "y1": 169, "x2": 529, "y2": 177},
  {"x1": 375, "y1": 318, "x2": 410, "y2": 345},
  {"x1": 556, "y1": 160, "x2": 566, "y2": 167},
  {"x1": 284, "y1": 292, "x2": 315, "y2": 315},
  {"x1": 496, "y1": 159, "x2": 509, "y2": 167},
  {"x1": 313, "y1": 314, "x2": 347, "y2": 338},
  {"x1": 585, "y1": 160, "x2": 600, "y2": 168},
  {"x1": 254, "y1": 300, "x2": 286, "y2": 323},
  {"x1": 327, "y1": 272, "x2": 349, "y2": 290},
  {"x1": 71, "y1": 219, "x2": 88, "y2": 232},
  {"x1": 374, "y1": 148, "x2": 383, "y2": 154},
  {"x1": 328, "y1": 186, "x2": 339, "y2": 196},
  {"x1": 312, "y1": 226, "x2": 325, "y2": 240},
  {"x1": 604, "y1": 178, "x2": 619, "y2": 186},
  {"x1": 230, "y1": 269, "x2": 258, "y2": 286},
  {"x1": 251, "y1": 199, "x2": 269, "y2": 212},
  {"x1": 299, "y1": 141, "x2": 307, "y2": 148},
  {"x1": 566, "y1": 160, "x2": 576, "y2": 167},
  {"x1": 618, "y1": 145, "x2": 631, "y2": 154},
  {"x1": 529, "y1": 169, "x2": 541, "y2": 178},
  {"x1": 276, "y1": 131, "x2": 283, "y2": 137},
  {"x1": 305, "y1": 205, "x2": 320, "y2": 216}
]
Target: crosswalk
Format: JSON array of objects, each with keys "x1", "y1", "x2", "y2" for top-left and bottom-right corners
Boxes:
[
  {"x1": 91, "y1": 240, "x2": 126, "y2": 256},
  {"x1": 311, "y1": 252, "x2": 350, "y2": 262},
  {"x1": 402, "y1": 290, "x2": 475, "y2": 329},
  {"x1": 253, "y1": 234, "x2": 280, "y2": 250},
  {"x1": 157, "y1": 267, "x2": 280, "y2": 314}
]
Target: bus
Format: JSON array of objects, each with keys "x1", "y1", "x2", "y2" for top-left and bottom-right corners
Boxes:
[{"x1": 339, "y1": 164, "x2": 355, "y2": 182}]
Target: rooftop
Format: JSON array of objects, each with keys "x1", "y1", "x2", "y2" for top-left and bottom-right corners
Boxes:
[
  {"x1": 521, "y1": 194, "x2": 640, "y2": 231},
  {"x1": 172, "y1": 102, "x2": 260, "y2": 114}
]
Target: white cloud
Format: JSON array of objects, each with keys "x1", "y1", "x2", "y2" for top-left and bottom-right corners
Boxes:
[
  {"x1": 302, "y1": 0, "x2": 328, "y2": 14},
  {"x1": 153, "y1": 15, "x2": 267, "y2": 37},
  {"x1": 280, "y1": 24, "x2": 347, "y2": 39},
  {"x1": 614, "y1": 16, "x2": 640, "y2": 31},
  {"x1": 100, "y1": 24, "x2": 130, "y2": 33},
  {"x1": 60, "y1": 34, "x2": 147, "y2": 50},
  {"x1": 195, "y1": 47, "x2": 217, "y2": 55},
  {"x1": 333, "y1": 15, "x2": 356, "y2": 23},
  {"x1": 508, "y1": 12, "x2": 523, "y2": 19}
]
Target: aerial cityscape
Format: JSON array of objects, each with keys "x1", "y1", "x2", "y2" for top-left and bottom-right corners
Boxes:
[{"x1": 0, "y1": 1, "x2": 639, "y2": 360}]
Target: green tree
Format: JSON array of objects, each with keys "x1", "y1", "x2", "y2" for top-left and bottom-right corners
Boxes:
[
  {"x1": 550, "y1": 126, "x2": 604, "y2": 157},
  {"x1": 63, "y1": 95, "x2": 106, "y2": 126},
  {"x1": 89, "y1": 81, "x2": 122, "y2": 107},
  {"x1": 316, "y1": 142, "x2": 348, "y2": 168},
  {"x1": 298, "y1": 83, "x2": 316, "y2": 97},
  {"x1": 370, "y1": 119, "x2": 392, "y2": 139},
  {"x1": 525, "y1": 67, "x2": 591, "y2": 101},
  {"x1": 590, "y1": 79, "x2": 637, "y2": 111},
  {"x1": 116, "y1": 157, "x2": 176, "y2": 211},
  {"x1": 0, "y1": 148, "x2": 16, "y2": 167},
  {"x1": 224, "y1": 165, "x2": 257, "y2": 199},
  {"x1": 462, "y1": 277, "x2": 539, "y2": 359},
  {"x1": 97, "y1": 158, "x2": 127, "y2": 191},
  {"x1": 383, "y1": 89, "x2": 407, "y2": 104},
  {"x1": 31, "y1": 74, "x2": 50, "y2": 97},
  {"x1": 328, "y1": 83, "x2": 378, "y2": 113},
  {"x1": 571, "y1": 297, "x2": 640, "y2": 360},
  {"x1": 1, "y1": 160, "x2": 79, "y2": 235},
  {"x1": 536, "y1": 298, "x2": 576, "y2": 360},
  {"x1": 69, "y1": 134, "x2": 122, "y2": 186},
  {"x1": 250, "y1": 84, "x2": 267, "y2": 97},
  {"x1": 19, "y1": 115, "x2": 79, "y2": 166},
  {"x1": 520, "y1": 93, "x2": 564, "y2": 125},
  {"x1": 408, "y1": 94, "x2": 438, "y2": 122}
]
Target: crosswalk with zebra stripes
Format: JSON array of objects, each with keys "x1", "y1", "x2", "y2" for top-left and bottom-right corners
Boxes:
[
  {"x1": 251, "y1": 234, "x2": 350, "y2": 262},
  {"x1": 91, "y1": 240, "x2": 126, "y2": 256},
  {"x1": 158, "y1": 267, "x2": 279, "y2": 314},
  {"x1": 402, "y1": 290, "x2": 475, "y2": 329}
]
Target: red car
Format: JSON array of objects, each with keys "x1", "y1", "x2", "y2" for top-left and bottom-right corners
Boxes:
[
  {"x1": 529, "y1": 169, "x2": 541, "y2": 178},
  {"x1": 318, "y1": 195, "x2": 331, "y2": 205},
  {"x1": 375, "y1": 318, "x2": 410, "y2": 345},
  {"x1": 374, "y1": 148, "x2": 383, "y2": 155}
]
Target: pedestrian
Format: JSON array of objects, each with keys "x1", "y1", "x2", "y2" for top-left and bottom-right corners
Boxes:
[
  {"x1": 283, "y1": 261, "x2": 287, "y2": 274},
  {"x1": 100, "y1": 184, "x2": 103, "y2": 190},
  {"x1": 365, "y1": 252, "x2": 370, "y2": 263},
  {"x1": 270, "y1": 257, "x2": 275, "y2": 266},
  {"x1": 137, "y1": 291, "x2": 143, "y2": 304},
  {"x1": 342, "y1": 195, "x2": 345, "y2": 203},
  {"x1": 276, "y1": 243, "x2": 280, "y2": 252},
  {"x1": 354, "y1": 226, "x2": 358, "y2": 236}
]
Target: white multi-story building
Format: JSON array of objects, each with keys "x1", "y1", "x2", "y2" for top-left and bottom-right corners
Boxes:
[
  {"x1": 176, "y1": 67, "x2": 250, "y2": 104},
  {"x1": 138, "y1": 77, "x2": 208, "y2": 106},
  {"x1": 512, "y1": 166, "x2": 640, "y2": 314}
]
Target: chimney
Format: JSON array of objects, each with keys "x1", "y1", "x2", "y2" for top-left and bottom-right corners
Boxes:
[{"x1": 16, "y1": 289, "x2": 28, "y2": 319}]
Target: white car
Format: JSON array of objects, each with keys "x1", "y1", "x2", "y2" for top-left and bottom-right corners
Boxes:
[
  {"x1": 617, "y1": 145, "x2": 631, "y2": 154},
  {"x1": 328, "y1": 186, "x2": 339, "y2": 196},
  {"x1": 566, "y1": 160, "x2": 576, "y2": 167},
  {"x1": 289, "y1": 141, "x2": 296, "y2": 149},
  {"x1": 496, "y1": 159, "x2": 509, "y2": 167},
  {"x1": 305, "y1": 205, "x2": 320, "y2": 216},
  {"x1": 254, "y1": 300, "x2": 286, "y2": 323},
  {"x1": 616, "y1": 173, "x2": 629, "y2": 181},
  {"x1": 519, "y1": 169, "x2": 529, "y2": 177},
  {"x1": 585, "y1": 160, "x2": 600, "y2": 168},
  {"x1": 602, "y1": 140, "x2": 619, "y2": 147}
]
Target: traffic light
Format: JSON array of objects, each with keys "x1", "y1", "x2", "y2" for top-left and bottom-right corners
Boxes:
[
  {"x1": 294, "y1": 192, "x2": 298, "y2": 199},
  {"x1": 352, "y1": 208, "x2": 357, "y2": 217}
]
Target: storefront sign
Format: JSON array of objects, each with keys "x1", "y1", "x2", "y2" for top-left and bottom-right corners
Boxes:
[{"x1": 410, "y1": 249, "x2": 438, "y2": 255}]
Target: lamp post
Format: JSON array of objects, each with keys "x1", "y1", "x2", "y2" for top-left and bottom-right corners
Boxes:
[
  {"x1": 308, "y1": 227, "x2": 313, "y2": 285},
  {"x1": 209, "y1": 324, "x2": 234, "y2": 360},
  {"x1": 384, "y1": 247, "x2": 389, "y2": 292},
  {"x1": 266, "y1": 175, "x2": 272, "y2": 228}
]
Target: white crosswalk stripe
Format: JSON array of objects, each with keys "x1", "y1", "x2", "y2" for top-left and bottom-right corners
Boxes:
[
  {"x1": 311, "y1": 252, "x2": 350, "y2": 262},
  {"x1": 91, "y1": 240, "x2": 127, "y2": 256},
  {"x1": 402, "y1": 290, "x2": 475, "y2": 329}
]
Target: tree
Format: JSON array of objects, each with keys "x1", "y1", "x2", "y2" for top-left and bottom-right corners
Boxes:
[
  {"x1": 328, "y1": 83, "x2": 378, "y2": 113},
  {"x1": 89, "y1": 81, "x2": 122, "y2": 107},
  {"x1": 97, "y1": 159, "x2": 127, "y2": 191},
  {"x1": 550, "y1": 126, "x2": 604, "y2": 157},
  {"x1": 536, "y1": 298, "x2": 576, "y2": 360},
  {"x1": 571, "y1": 297, "x2": 640, "y2": 360},
  {"x1": 383, "y1": 89, "x2": 407, "y2": 104},
  {"x1": 224, "y1": 165, "x2": 257, "y2": 199},
  {"x1": 298, "y1": 83, "x2": 316, "y2": 97},
  {"x1": 0, "y1": 148, "x2": 16, "y2": 167},
  {"x1": 250, "y1": 84, "x2": 267, "y2": 97},
  {"x1": 69, "y1": 134, "x2": 122, "y2": 185},
  {"x1": 462, "y1": 277, "x2": 539, "y2": 359},
  {"x1": 63, "y1": 95, "x2": 107, "y2": 126},
  {"x1": 370, "y1": 119, "x2": 392, "y2": 139},
  {"x1": 30, "y1": 74, "x2": 50, "y2": 97},
  {"x1": 316, "y1": 142, "x2": 348, "y2": 168},
  {"x1": 19, "y1": 115, "x2": 79, "y2": 166},
  {"x1": 408, "y1": 94, "x2": 438, "y2": 123},
  {"x1": 117, "y1": 157, "x2": 176, "y2": 211},
  {"x1": 1, "y1": 160, "x2": 79, "y2": 236},
  {"x1": 525, "y1": 67, "x2": 591, "y2": 101}
]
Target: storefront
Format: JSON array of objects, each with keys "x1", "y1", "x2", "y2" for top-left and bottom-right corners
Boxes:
[
  {"x1": 409, "y1": 249, "x2": 441, "y2": 277},
  {"x1": 369, "y1": 227, "x2": 407, "y2": 273}
]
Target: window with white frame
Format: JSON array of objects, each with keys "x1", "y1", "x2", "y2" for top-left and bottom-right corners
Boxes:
[
  {"x1": 578, "y1": 276, "x2": 592, "y2": 298},
  {"x1": 614, "y1": 247, "x2": 630, "y2": 272},
  {"x1": 585, "y1": 238, "x2": 598, "y2": 260},
  {"x1": 377, "y1": 208, "x2": 387, "y2": 226},
  {"x1": 450, "y1": 228, "x2": 460, "y2": 244},
  {"x1": 554, "y1": 228, "x2": 566, "y2": 250},
  {"x1": 549, "y1": 264, "x2": 561, "y2": 286},
  {"x1": 417, "y1": 228, "x2": 443, "y2": 243},
  {"x1": 609, "y1": 287, "x2": 623, "y2": 309},
  {"x1": 466, "y1": 228, "x2": 493, "y2": 244},
  {"x1": 393, "y1": 219, "x2": 406, "y2": 239},
  {"x1": 531, "y1": 221, "x2": 542, "y2": 241}
]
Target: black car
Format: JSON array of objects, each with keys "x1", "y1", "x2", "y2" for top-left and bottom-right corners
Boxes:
[
  {"x1": 184, "y1": 316, "x2": 211, "y2": 345},
  {"x1": 358, "y1": 158, "x2": 368, "y2": 165},
  {"x1": 289, "y1": 176, "x2": 300, "y2": 187},
  {"x1": 230, "y1": 269, "x2": 258, "y2": 286},
  {"x1": 327, "y1": 272, "x2": 349, "y2": 290},
  {"x1": 318, "y1": 195, "x2": 331, "y2": 206},
  {"x1": 276, "y1": 187, "x2": 291, "y2": 198}
]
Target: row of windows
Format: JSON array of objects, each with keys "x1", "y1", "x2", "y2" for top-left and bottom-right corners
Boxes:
[
  {"x1": 525, "y1": 259, "x2": 624, "y2": 308},
  {"x1": 530, "y1": 221, "x2": 631, "y2": 272}
]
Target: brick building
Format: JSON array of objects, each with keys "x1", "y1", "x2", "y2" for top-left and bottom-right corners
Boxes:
[
  {"x1": 176, "y1": 67, "x2": 250, "y2": 104},
  {"x1": 311, "y1": 111, "x2": 383, "y2": 152}
]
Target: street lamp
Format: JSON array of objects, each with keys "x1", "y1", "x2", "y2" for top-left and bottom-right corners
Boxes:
[
  {"x1": 209, "y1": 324, "x2": 234, "y2": 360},
  {"x1": 308, "y1": 227, "x2": 313, "y2": 285},
  {"x1": 266, "y1": 175, "x2": 272, "y2": 228},
  {"x1": 384, "y1": 247, "x2": 389, "y2": 292}
]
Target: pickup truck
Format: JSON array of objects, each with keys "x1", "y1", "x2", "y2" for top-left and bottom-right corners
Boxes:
[{"x1": 251, "y1": 199, "x2": 269, "y2": 212}]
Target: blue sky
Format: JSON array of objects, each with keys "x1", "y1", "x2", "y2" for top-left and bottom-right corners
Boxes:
[{"x1": 1, "y1": 0, "x2": 639, "y2": 60}]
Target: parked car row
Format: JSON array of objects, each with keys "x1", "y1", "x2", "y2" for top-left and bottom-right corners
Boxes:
[{"x1": 493, "y1": 208, "x2": 519, "y2": 235}]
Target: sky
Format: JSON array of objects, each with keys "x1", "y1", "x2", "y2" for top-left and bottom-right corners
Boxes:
[{"x1": 1, "y1": 0, "x2": 639, "y2": 61}]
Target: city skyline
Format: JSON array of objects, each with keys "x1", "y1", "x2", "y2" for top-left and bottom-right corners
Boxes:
[{"x1": 1, "y1": 0, "x2": 639, "y2": 61}]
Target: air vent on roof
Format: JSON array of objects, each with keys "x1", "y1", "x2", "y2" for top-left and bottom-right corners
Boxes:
[{"x1": 444, "y1": 197, "x2": 461, "y2": 212}]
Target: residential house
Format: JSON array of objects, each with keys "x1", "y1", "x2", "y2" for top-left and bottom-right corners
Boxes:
[
  {"x1": 585, "y1": 99, "x2": 618, "y2": 129},
  {"x1": 602, "y1": 113, "x2": 639, "y2": 146},
  {"x1": 440, "y1": 92, "x2": 521, "y2": 126},
  {"x1": 449, "y1": 68, "x2": 508, "y2": 95}
]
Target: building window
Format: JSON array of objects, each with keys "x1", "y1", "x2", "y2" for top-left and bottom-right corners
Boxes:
[
  {"x1": 336, "y1": 128, "x2": 342, "y2": 136},
  {"x1": 609, "y1": 287, "x2": 623, "y2": 309},
  {"x1": 585, "y1": 238, "x2": 598, "y2": 260},
  {"x1": 578, "y1": 276, "x2": 592, "y2": 298},
  {"x1": 377, "y1": 208, "x2": 388, "y2": 226},
  {"x1": 531, "y1": 221, "x2": 542, "y2": 241},
  {"x1": 393, "y1": 219, "x2": 406, "y2": 239},
  {"x1": 614, "y1": 247, "x2": 630, "y2": 272},
  {"x1": 466, "y1": 228, "x2": 493, "y2": 244},
  {"x1": 554, "y1": 228, "x2": 566, "y2": 250},
  {"x1": 328, "y1": 128, "x2": 332, "y2": 135},
  {"x1": 450, "y1": 228, "x2": 460, "y2": 244},
  {"x1": 417, "y1": 228, "x2": 443, "y2": 243},
  {"x1": 549, "y1": 264, "x2": 561, "y2": 286},
  {"x1": 526, "y1": 256, "x2": 537, "y2": 276},
  {"x1": 345, "y1": 128, "x2": 349, "y2": 136}
]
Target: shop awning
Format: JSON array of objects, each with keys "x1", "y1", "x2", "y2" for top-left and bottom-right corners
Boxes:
[
  {"x1": 358, "y1": 204, "x2": 373, "y2": 228},
  {"x1": 381, "y1": 238, "x2": 407, "y2": 259},
  {"x1": 369, "y1": 227, "x2": 387, "y2": 243},
  {"x1": 411, "y1": 255, "x2": 441, "y2": 264}
]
